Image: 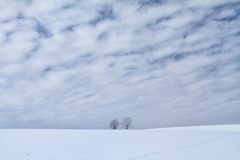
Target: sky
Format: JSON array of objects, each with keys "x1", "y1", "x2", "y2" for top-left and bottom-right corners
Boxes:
[{"x1": 0, "y1": 0, "x2": 239, "y2": 129}]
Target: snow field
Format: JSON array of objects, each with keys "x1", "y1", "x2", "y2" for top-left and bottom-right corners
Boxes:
[{"x1": 0, "y1": 124, "x2": 240, "y2": 160}]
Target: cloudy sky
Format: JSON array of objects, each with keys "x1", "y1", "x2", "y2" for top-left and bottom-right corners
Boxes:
[{"x1": 0, "y1": 0, "x2": 239, "y2": 129}]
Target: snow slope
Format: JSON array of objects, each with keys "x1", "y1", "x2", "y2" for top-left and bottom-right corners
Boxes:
[{"x1": 1, "y1": 124, "x2": 239, "y2": 160}]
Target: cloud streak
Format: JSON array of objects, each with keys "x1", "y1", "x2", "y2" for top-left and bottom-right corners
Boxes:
[{"x1": 0, "y1": 0, "x2": 239, "y2": 129}]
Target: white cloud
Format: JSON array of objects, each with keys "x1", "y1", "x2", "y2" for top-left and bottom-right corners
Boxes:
[{"x1": 0, "y1": 0, "x2": 239, "y2": 129}]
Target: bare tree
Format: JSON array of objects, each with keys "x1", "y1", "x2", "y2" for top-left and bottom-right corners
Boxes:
[
  {"x1": 121, "y1": 117, "x2": 133, "y2": 130},
  {"x1": 109, "y1": 119, "x2": 119, "y2": 130}
]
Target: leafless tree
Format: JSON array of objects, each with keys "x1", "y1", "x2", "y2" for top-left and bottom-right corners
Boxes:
[
  {"x1": 121, "y1": 117, "x2": 133, "y2": 130},
  {"x1": 109, "y1": 119, "x2": 119, "y2": 129}
]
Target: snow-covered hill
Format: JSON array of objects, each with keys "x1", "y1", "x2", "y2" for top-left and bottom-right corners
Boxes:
[{"x1": 1, "y1": 124, "x2": 240, "y2": 160}]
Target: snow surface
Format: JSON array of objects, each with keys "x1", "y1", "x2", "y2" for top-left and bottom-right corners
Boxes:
[{"x1": 1, "y1": 124, "x2": 240, "y2": 160}]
